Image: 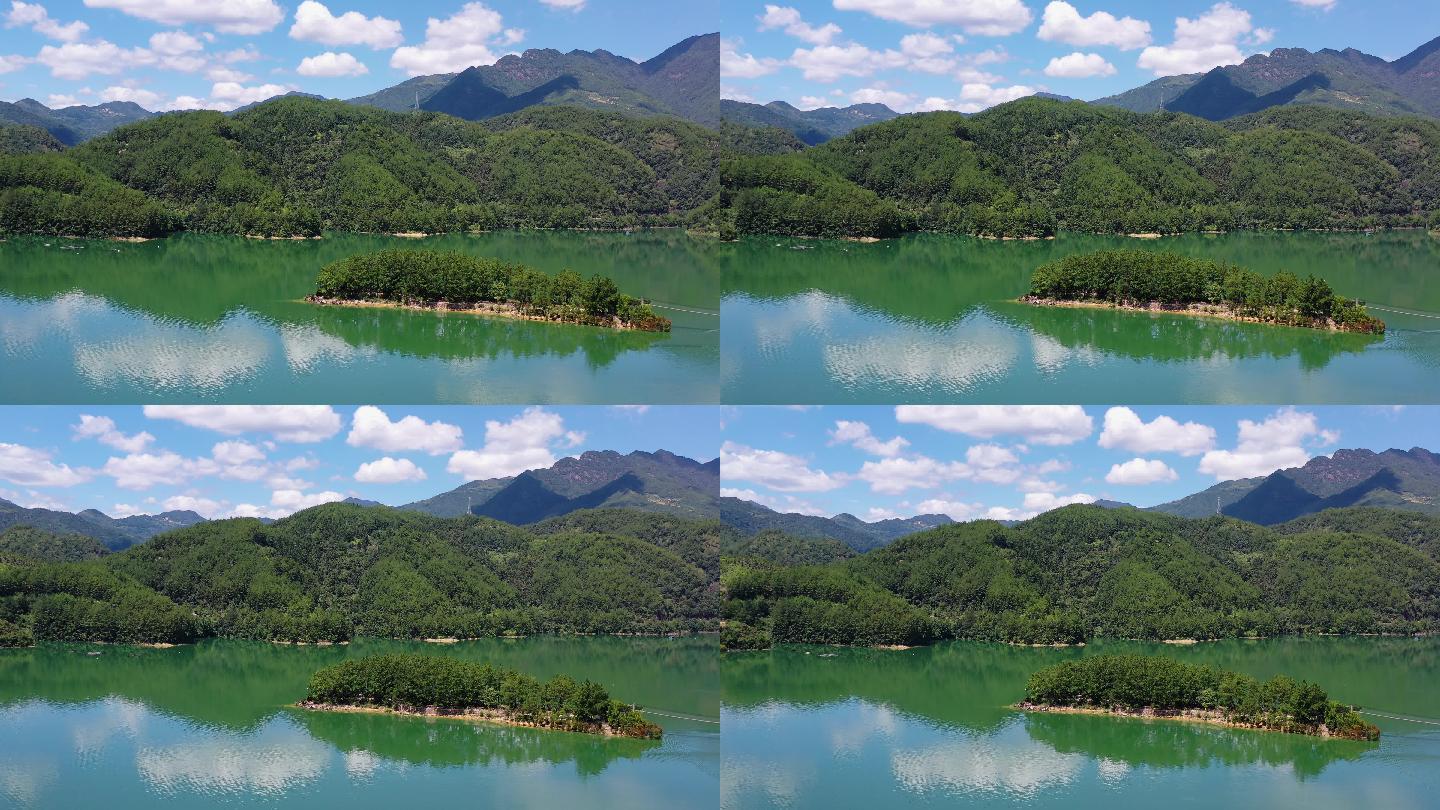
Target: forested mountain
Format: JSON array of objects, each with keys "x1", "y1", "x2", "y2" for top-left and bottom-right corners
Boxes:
[
  {"x1": 722, "y1": 97, "x2": 1440, "y2": 239},
  {"x1": 352, "y1": 34, "x2": 719, "y2": 127},
  {"x1": 0, "y1": 124, "x2": 64, "y2": 154},
  {"x1": 0, "y1": 499, "x2": 205, "y2": 551},
  {"x1": 720, "y1": 99, "x2": 899, "y2": 145},
  {"x1": 720, "y1": 496, "x2": 953, "y2": 551},
  {"x1": 0, "y1": 99, "x2": 153, "y2": 146},
  {"x1": 1097, "y1": 35, "x2": 1440, "y2": 121},
  {"x1": 1151, "y1": 447, "x2": 1440, "y2": 525},
  {"x1": 720, "y1": 528, "x2": 855, "y2": 567},
  {"x1": 1, "y1": 96, "x2": 718, "y2": 237},
  {"x1": 0, "y1": 503, "x2": 719, "y2": 646},
  {"x1": 721, "y1": 504, "x2": 1440, "y2": 649},
  {"x1": 405, "y1": 450, "x2": 719, "y2": 522},
  {"x1": 0, "y1": 526, "x2": 108, "y2": 563}
]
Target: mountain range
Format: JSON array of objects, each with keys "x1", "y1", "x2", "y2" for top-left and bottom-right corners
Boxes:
[
  {"x1": 0, "y1": 99, "x2": 153, "y2": 145},
  {"x1": 1097, "y1": 35, "x2": 1440, "y2": 120},
  {"x1": 719, "y1": 99, "x2": 899, "y2": 145},
  {"x1": 723, "y1": 447, "x2": 1440, "y2": 548},
  {"x1": 0, "y1": 450, "x2": 718, "y2": 550},
  {"x1": 0, "y1": 498, "x2": 204, "y2": 550}
]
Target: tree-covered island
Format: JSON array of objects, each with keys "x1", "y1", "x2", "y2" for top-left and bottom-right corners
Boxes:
[
  {"x1": 1020, "y1": 654, "x2": 1380, "y2": 741},
  {"x1": 309, "y1": 249, "x2": 671, "y2": 332},
  {"x1": 300, "y1": 653, "x2": 663, "y2": 739},
  {"x1": 1023, "y1": 250, "x2": 1384, "y2": 333}
]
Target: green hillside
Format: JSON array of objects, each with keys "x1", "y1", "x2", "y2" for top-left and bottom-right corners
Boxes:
[
  {"x1": 722, "y1": 505, "x2": 1440, "y2": 649},
  {"x1": 721, "y1": 97, "x2": 1440, "y2": 239}
]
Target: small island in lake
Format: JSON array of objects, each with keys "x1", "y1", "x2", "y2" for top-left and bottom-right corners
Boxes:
[
  {"x1": 308, "y1": 249, "x2": 671, "y2": 332},
  {"x1": 298, "y1": 653, "x2": 664, "y2": 739},
  {"x1": 1022, "y1": 250, "x2": 1384, "y2": 334},
  {"x1": 1018, "y1": 654, "x2": 1379, "y2": 741}
]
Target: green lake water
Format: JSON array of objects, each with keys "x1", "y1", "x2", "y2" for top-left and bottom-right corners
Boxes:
[
  {"x1": 0, "y1": 636, "x2": 718, "y2": 809},
  {"x1": 0, "y1": 231, "x2": 719, "y2": 403},
  {"x1": 721, "y1": 231, "x2": 1440, "y2": 403},
  {"x1": 721, "y1": 637, "x2": 1440, "y2": 809}
]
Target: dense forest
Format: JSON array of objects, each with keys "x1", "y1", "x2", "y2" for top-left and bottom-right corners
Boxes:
[
  {"x1": 1023, "y1": 654, "x2": 1379, "y2": 741},
  {"x1": 1027, "y1": 250, "x2": 1384, "y2": 333},
  {"x1": 303, "y1": 653, "x2": 662, "y2": 738},
  {"x1": 0, "y1": 97, "x2": 718, "y2": 238},
  {"x1": 0, "y1": 504, "x2": 718, "y2": 645},
  {"x1": 722, "y1": 504, "x2": 1440, "y2": 649},
  {"x1": 721, "y1": 97, "x2": 1440, "y2": 238},
  {"x1": 312, "y1": 249, "x2": 669, "y2": 331}
]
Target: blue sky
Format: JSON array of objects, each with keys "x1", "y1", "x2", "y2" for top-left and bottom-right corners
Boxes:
[
  {"x1": 721, "y1": 1, "x2": 1440, "y2": 112},
  {"x1": 0, "y1": 405, "x2": 717, "y2": 519},
  {"x1": 720, "y1": 405, "x2": 1433, "y2": 521},
  {"x1": 0, "y1": 0, "x2": 712, "y2": 109}
]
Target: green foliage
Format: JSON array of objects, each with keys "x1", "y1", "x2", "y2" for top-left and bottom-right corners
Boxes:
[
  {"x1": 0, "y1": 153, "x2": 178, "y2": 237},
  {"x1": 303, "y1": 653, "x2": 661, "y2": 738},
  {"x1": 0, "y1": 124, "x2": 65, "y2": 154},
  {"x1": 721, "y1": 154, "x2": 904, "y2": 238},
  {"x1": 721, "y1": 505, "x2": 1440, "y2": 649},
  {"x1": 1027, "y1": 250, "x2": 1384, "y2": 332},
  {"x1": 312, "y1": 249, "x2": 670, "y2": 331},
  {"x1": 725, "y1": 97, "x2": 1440, "y2": 238},
  {"x1": 720, "y1": 529, "x2": 855, "y2": 567},
  {"x1": 1023, "y1": 654, "x2": 1379, "y2": 740},
  {"x1": 0, "y1": 559, "x2": 199, "y2": 644},
  {"x1": 0, "y1": 526, "x2": 108, "y2": 563}
]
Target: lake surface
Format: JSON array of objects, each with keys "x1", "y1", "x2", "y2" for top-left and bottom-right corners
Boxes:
[
  {"x1": 722, "y1": 637, "x2": 1440, "y2": 810},
  {"x1": 0, "y1": 636, "x2": 718, "y2": 809},
  {"x1": 0, "y1": 231, "x2": 719, "y2": 403},
  {"x1": 722, "y1": 231, "x2": 1440, "y2": 403}
]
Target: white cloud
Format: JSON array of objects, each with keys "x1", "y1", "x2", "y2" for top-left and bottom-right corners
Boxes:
[
  {"x1": 83, "y1": 0, "x2": 283, "y2": 34},
  {"x1": 722, "y1": 38, "x2": 781, "y2": 78},
  {"x1": 896, "y1": 405, "x2": 1093, "y2": 445},
  {"x1": 955, "y1": 82, "x2": 1036, "y2": 111},
  {"x1": 354, "y1": 457, "x2": 427, "y2": 484},
  {"x1": 721, "y1": 487, "x2": 828, "y2": 516},
  {"x1": 856, "y1": 456, "x2": 968, "y2": 495},
  {"x1": 1044, "y1": 51, "x2": 1116, "y2": 78},
  {"x1": 346, "y1": 406, "x2": 462, "y2": 455},
  {"x1": 915, "y1": 498, "x2": 985, "y2": 520},
  {"x1": 1037, "y1": 2, "x2": 1151, "y2": 49},
  {"x1": 97, "y1": 85, "x2": 165, "y2": 108},
  {"x1": 289, "y1": 1, "x2": 401, "y2": 48},
  {"x1": 205, "y1": 66, "x2": 252, "y2": 82},
  {"x1": 797, "y1": 95, "x2": 830, "y2": 109},
  {"x1": 271, "y1": 488, "x2": 344, "y2": 513},
  {"x1": 0, "y1": 54, "x2": 30, "y2": 73},
  {"x1": 390, "y1": 2, "x2": 508, "y2": 76},
  {"x1": 101, "y1": 451, "x2": 193, "y2": 489},
  {"x1": 539, "y1": 0, "x2": 586, "y2": 9},
  {"x1": 143, "y1": 406, "x2": 341, "y2": 442},
  {"x1": 851, "y1": 87, "x2": 916, "y2": 110},
  {"x1": 160, "y1": 495, "x2": 226, "y2": 516},
  {"x1": 833, "y1": 0, "x2": 1033, "y2": 35},
  {"x1": 445, "y1": 407, "x2": 572, "y2": 480},
  {"x1": 45, "y1": 92, "x2": 80, "y2": 105},
  {"x1": 720, "y1": 441, "x2": 845, "y2": 493},
  {"x1": 6, "y1": 1, "x2": 89, "y2": 41},
  {"x1": 1105, "y1": 458, "x2": 1178, "y2": 485},
  {"x1": 1138, "y1": 2, "x2": 1257, "y2": 76},
  {"x1": 758, "y1": 5, "x2": 841, "y2": 45},
  {"x1": 208, "y1": 81, "x2": 293, "y2": 110},
  {"x1": 72, "y1": 414, "x2": 154, "y2": 453},
  {"x1": 211, "y1": 440, "x2": 265, "y2": 466},
  {"x1": 0, "y1": 443, "x2": 90, "y2": 487},
  {"x1": 1290, "y1": 0, "x2": 1334, "y2": 9},
  {"x1": 1098, "y1": 407, "x2": 1215, "y2": 456},
  {"x1": 1022, "y1": 491, "x2": 1096, "y2": 511},
  {"x1": 148, "y1": 30, "x2": 202, "y2": 56},
  {"x1": 899, "y1": 32, "x2": 955, "y2": 73},
  {"x1": 297, "y1": 51, "x2": 368, "y2": 77},
  {"x1": 35, "y1": 40, "x2": 155, "y2": 80},
  {"x1": 1198, "y1": 408, "x2": 1336, "y2": 480},
  {"x1": 789, "y1": 43, "x2": 905, "y2": 81},
  {"x1": 829, "y1": 420, "x2": 909, "y2": 457}
]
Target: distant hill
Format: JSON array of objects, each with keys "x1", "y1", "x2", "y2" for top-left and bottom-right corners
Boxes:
[
  {"x1": 0, "y1": 498, "x2": 205, "y2": 550},
  {"x1": 0, "y1": 123, "x2": 65, "y2": 153},
  {"x1": 0, "y1": 98, "x2": 153, "y2": 145},
  {"x1": 720, "y1": 99, "x2": 899, "y2": 144},
  {"x1": 403, "y1": 450, "x2": 719, "y2": 524},
  {"x1": 1150, "y1": 448, "x2": 1440, "y2": 525},
  {"x1": 1096, "y1": 35, "x2": 1440, "y2": 120},
  {"x1": 0, "y1": 525, "x2": 109, "y2": 563},
  {"x1": 353, "y1": 33, "x2": 719, "y2": 126},
  {"x1": 719, "y1": 496, "x2": 953, "y2": 552}
]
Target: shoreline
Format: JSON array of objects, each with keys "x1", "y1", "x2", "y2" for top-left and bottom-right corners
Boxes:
[
  {"x1": 295, "y1": 701, "x2": 661, "y2": 739},
  {"x1": 305, "y1": 295, "x2": 670, "y2": 333},
  {"x1": 1014, "y1": 702, "x2": 1367, "y2": 740},
  {"x1": 1019, "y1": 296, "x2": 1385, "y2": 334}
]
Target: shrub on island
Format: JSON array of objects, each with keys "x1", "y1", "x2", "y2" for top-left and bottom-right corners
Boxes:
[
  {"x1": 301, "y1": 653, "x2": 663, "y2": 739},
  {"x1": 310, "y1": 250, "x2": 670, "y2": 332},
  {"x1": 1021, "y1": 654, "x2": 1379, "y2": 741},
  {"x1": 1025, "y1": 250, "x2": 1384, "y2": 333}
]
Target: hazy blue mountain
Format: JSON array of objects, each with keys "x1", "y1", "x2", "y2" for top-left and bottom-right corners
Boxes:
[
  {"x1": 720, "y1": 98, "x2": 899, "y2": 144},
  {"x1": 719, "y1": 497, "x2": 954, "y2": 551},
  {"x1": 0, "y1": 98, "x2": 153, "y2": 145},
  {"x1": 0, "y1": 499, "x2": 205, "y2": 550}
]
